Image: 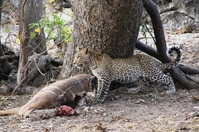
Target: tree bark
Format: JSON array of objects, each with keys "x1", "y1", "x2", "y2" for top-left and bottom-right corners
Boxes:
[
  {"x1": 60, "y1": 0, "x2": 143, "y2": 79},
  {"x1": 17, "y1": 0, "x2": 46, "y2": 86}
]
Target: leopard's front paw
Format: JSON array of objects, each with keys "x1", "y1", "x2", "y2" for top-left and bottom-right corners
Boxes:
[
  {"x1": 96, "y1": 96, "x2": 105, "y2": 103},
  {"x1": 166, "y1": 89, "x2": 176, "y2": 93}
]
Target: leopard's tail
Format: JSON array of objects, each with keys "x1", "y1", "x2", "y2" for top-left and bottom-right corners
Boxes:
[{"x1": 168, "y1": 46, "x2": 182, "y2": 66}]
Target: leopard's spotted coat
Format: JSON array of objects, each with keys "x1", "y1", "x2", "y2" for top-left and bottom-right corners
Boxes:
[{"x1": 73, "y1": 47, "x2": 182, "y2": 102}]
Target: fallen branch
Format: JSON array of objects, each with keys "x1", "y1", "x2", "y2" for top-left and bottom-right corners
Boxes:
[{"x1": 185, "y1": 107, "x2": 199, "y2": 120}]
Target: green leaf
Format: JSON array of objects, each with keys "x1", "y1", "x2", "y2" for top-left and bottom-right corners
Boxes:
[{"x1": 30, "y1": 32, "x2": 36, "y2": 38}]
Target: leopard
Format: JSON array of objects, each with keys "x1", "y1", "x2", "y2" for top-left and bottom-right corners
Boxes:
[{"x1": 73, "y1": 47, "x2": 182, "y2": 103}]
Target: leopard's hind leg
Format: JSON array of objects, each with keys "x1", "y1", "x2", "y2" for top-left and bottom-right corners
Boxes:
[{"x1": 149, "y1": 69, "x2": 176, "y2": 93}]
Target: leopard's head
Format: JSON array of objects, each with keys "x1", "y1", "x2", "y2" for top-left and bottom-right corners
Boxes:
[{"x1": 73, "y1": 48, "x2": 90, "y2": 68}]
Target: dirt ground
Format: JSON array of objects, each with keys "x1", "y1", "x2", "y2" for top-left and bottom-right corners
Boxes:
[{"x1": 0, "y1": 32, "x2": 199, "y2": 132}]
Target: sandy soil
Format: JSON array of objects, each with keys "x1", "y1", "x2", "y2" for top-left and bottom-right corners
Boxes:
[{"x1": 0, "y1": 32, "x2": 199, "y2": 132}]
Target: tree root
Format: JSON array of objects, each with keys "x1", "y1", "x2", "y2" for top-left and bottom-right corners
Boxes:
[
  {"x1": 135, "y1": 41, "x2": 199, "y2": 75},
  {"x1": 142, "y1": 0, "x2": 199, "y2": 89}
]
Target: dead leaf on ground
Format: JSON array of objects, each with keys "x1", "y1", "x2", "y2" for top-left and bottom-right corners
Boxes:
[{"x1": 95, "y1": 123, "x2": 107, "y2": 132}]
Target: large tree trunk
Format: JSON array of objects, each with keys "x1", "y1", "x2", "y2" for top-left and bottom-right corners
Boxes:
[
  {"x1": 17, "y1": 0, "x2": 46, "y2": 87},
  {"x1": 60, "y1": 0, "x2": 143, "y2": 79}
]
